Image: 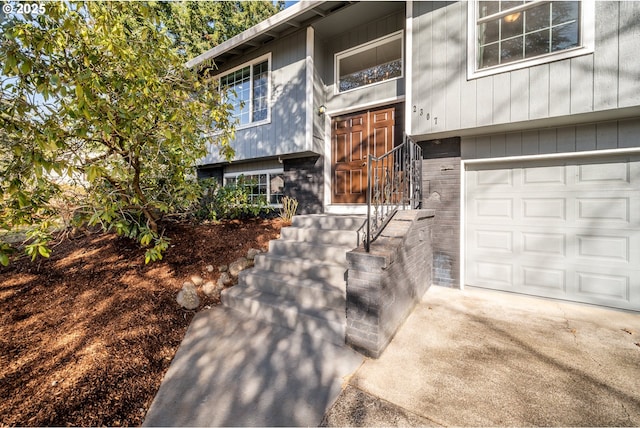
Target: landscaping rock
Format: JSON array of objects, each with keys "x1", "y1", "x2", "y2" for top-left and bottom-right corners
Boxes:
[
  {"x1": 176, "y1": 282, "x2": 200, "y2": 310},
  {"x1": 202, "y1": 281, "x2": 220, "y2": 299},
  {"x1": 205, "y1": 265, "x2": 214, "y2": 273},
  {"x1": 228, "y1": 257, "x2": 250, "y2": 277},
  {"x1": 246, "y1": 248, "x2": 262, "y2": 260},
  {"x1": 190, "y1": 275, "x2": 204, "y2": 286},
  {"x1": 217, "y1": 272, "x2": 233, "y2": 287},
  {"x1": 218, "y1": 264, "x2": 228, "y2": 273}
]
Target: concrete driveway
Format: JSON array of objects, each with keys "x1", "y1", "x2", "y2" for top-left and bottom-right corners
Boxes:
[{"x1": 323, "y1": 286, "x2": 640, "y2": 426}]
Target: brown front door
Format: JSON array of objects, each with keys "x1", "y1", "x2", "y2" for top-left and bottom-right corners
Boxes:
[{"x1": 331, "y1": 106, "x2": 399, "y2": 204}]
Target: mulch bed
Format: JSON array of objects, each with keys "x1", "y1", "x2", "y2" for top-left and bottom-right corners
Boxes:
[{"x1": 0, "y1": 218, "x2": 282, "y2": 426}]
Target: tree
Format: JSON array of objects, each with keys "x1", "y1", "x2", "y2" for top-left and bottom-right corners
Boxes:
[
  {"x1": 0, "y1": 2, "x2": 235, "y2": 265},
  {"x1": 155, "y1": 1, "x2": 284, "y2": 59}
]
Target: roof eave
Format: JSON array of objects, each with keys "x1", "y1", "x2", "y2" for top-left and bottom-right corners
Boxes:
[{"x1": 185, "y1": 0, "x2": 327, "y2": 69}]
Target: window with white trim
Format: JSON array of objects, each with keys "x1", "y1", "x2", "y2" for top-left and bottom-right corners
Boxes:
[
  {"x1": 224, "y1": 169, "x2": 285, "y2": 206},
  {"x1": 218, "y1": 54, "x2": 270, "y2": 127},
  {"x1": 335, "y1": 31, "x2": 404, "y2": 93},
  {"x1": 469, "y1": 1, "x2": 594, "y2": 78}
]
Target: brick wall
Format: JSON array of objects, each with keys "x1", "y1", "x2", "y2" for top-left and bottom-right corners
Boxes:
[
  {"x1": 345, "y1": 210, "x2": 434, "y2": 358},
  {"x1": 419, "y1": 138, "x2": 461, "y2": 288},
  {"x1": 196, "y1": 166, "x2": 224, "y2": 183},
  {"x1": 283, "y1": 156, "x2": 324, "y2": 214}
]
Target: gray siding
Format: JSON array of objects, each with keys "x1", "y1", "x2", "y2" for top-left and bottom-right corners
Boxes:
[
  {"x1": 461, "y1": 117, "x2": 640, "y2": 160},
  {"x1": 320, "y1": 8, "x2": 405, "y2": 113},
  {"x1": 410, "y1": 1, "x2": 640, "y2": 139},
  {"x1": 312, "y1": 35, "x2": 326, "y2": 154},
  {"x1": 201, "y1": 29, "x2": 310, "y2": 165}
]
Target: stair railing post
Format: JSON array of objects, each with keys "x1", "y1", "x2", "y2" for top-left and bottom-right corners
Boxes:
[{"x1": 366, "y1": 153, "x2": 373, "y2": 253}]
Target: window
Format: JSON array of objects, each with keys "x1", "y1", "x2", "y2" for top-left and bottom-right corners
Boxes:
[
  {"x1": 218, "y1": 54, "x2": 271, "y2": 127},
  {"x1": 469, "y1": 1, "x2": 594, "y2": 78},
  {"x1": 224, "y1": 169, "x2": 285, "y2": 206},
  {"x1": 336, "y1": 31, "x2": 404, "y2": 93}
]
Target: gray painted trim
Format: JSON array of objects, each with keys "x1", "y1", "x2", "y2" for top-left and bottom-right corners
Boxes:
[
  {"x1": 306, "y1": 27, "x2": 315, "y2": 157},
  {"x1": 405, "y1": 0, "x2": 414, "y2": 136},
  {"x1": 409, "y1": 105, "x2": 640, "y2": 142}
]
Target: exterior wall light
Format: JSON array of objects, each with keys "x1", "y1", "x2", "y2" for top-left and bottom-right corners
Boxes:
[{"x1": 318, "y1": 105, "x2": 326, "y2": 116}]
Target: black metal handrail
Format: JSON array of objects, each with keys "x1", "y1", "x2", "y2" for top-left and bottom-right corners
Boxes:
[{"x1": 363, "y1": 135, "x2": 422, "y2": 252}]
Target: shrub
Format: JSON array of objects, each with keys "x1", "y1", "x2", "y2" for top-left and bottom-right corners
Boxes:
[
  {"x1": 279, "y1": 196, "x2": 298, "y2": 225},
  {"x1": 196, "y1": 177, "x2": 272, "y2": 221}
]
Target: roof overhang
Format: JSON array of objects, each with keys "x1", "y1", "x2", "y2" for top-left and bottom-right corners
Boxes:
[{"x1": 186, "y1": 1, "x2": 352, "y2": 70}]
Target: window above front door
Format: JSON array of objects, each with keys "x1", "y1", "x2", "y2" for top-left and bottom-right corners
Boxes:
[
  {"x1": 335, "y1": 30, "x2": 404, "y2": 94},
  {"x1": 468, "y1": 1, "x2": 594, "y2": 79}
]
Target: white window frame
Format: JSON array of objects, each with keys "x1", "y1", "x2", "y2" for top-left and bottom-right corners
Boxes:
[
  {"x1": 467, "y1": 0, "x2": 594, "y2": 79},
  {"x1": 223, "y1": 168, "x2": 285, "y2": 207},
  {"x1": 216, "y1": 53, "x2": 272, "y2": 130},
  {"x1": 334, "y1": 30, "x2": 404, "y2": 95}
]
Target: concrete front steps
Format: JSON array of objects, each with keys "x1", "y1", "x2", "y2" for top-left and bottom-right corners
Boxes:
[{"x1": 222, "y1": 214, "x2": 365, "y2": 346}]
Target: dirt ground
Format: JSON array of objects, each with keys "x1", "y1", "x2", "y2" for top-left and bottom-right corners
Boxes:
[{"x1": 0, "y1": 218, "x2": 283, "y2": 426}]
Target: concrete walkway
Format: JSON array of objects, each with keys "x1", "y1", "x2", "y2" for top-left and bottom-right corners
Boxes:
[
  {"x1": 323, "y1": 286, "x2": 640, "y2": 426},
  {"x1": 144, "y1": 286, "x2": 640, "y2": 427},
  {"x1": 142, "y1": 307, "x2": 362, "y2": 427}
]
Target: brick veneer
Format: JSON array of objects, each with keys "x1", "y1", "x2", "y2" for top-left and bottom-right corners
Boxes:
[
  {"x1": 345, "y1": 210, "x2": 434, "y2": 358},
  {"x1": 418, "y1": 137, "x2": 461, "y2": 288},
  {"x1": 283, "y1": 156, "x2": 324, "y2": 214}
]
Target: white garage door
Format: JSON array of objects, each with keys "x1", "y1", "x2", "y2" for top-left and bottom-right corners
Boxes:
[{"x1": 465, "y1": 154, "x2": 640, "y2": 311}]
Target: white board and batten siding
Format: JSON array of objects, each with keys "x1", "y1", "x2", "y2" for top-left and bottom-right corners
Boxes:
[
  {"x1": 463, "y1": 120, "x2": 640, "y2": 311},
  {"x1": 409, "y1": 1, "x2": 640, "y2": 139}
]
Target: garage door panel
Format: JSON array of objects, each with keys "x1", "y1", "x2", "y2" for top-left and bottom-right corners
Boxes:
[
  {"x1": 575, "y1": 271, "x2": 631, "y2": 304},
  {"x1": 474, "y1": 261, "x2": 513, "y2": 287},
  {"x1": 475, "y1": 230, "x2": 513, "y2": 253},
  {"x1": 476, "y1": 169, "x2": 513, "y2": 186},
  {"x1": 577, "y1": 161, "x2": 631, "y2": 185},
  {"x1": 474, "y1": 198, "x2": 514, "y2": 220},
  {"x1": 576, "y1": 197, "x2": 630, "y2": 222},
  {"x1": 522, "y1": 198, "x2": 566, "y2": 220},
  {"x1": 576, "y1": 235, "x2": 629, "y2": 262},
  {"x1": 466, "y1": 155, "x2": 640, "y2": 311},
  {"x1": 523, "y1": 165, "x2": 567, "y2": 185},
  {"x1": 522, "y1": 266, "x2": 566, "y2": 292},
  {"x1": 522, "y1": 232, "x2": 567, "y2": 256}
]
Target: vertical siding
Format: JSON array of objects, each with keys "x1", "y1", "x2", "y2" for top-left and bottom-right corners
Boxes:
[
  {"x1": 322, "y1": 8, "x2": 405, "y2": 112},
  {"x1": 201, "y1": 30, "x2": 308, "y2": 165},
  {"x1": 570, "y1": 55, "x2": 594, "y2": 114},
  {"x1": 430, "y1": 3, "x2": 448, "y2": 132},
  {"x1": 411, "y1": 1, "x2": 640, "y2": 139},
  {"x1": 411, "y1": 1, "x2": 433, "y2": 133},
  {"x1": 476, "y1": 77, "x2": 493, "y2": 125},
  {"x1": 444, "y1": 1, "x2": 463, "y2": 131},
  {"x1": 529, "y1": 65, "x2": 549, "y2": 119},
  {"x1": 618, "y1": 1, "x2": 640, "y2": 108},
  {"x1": 509, "y1": 69, "x2": 529, "y2": 122},
  {"x1": 462, "y1": 119, "x2": 640, "y2": 160},
  {"x1": 492, "y1": 73, "x2": 510, "y2": 124},
  {"x1": 593, "y1": 1, "x2": 620, "y2": 110},
  {"x1": 549, "y1": 61, "x2": 571, "y2": 116},
  {"x1": 619, "y1": 118, "x2": 640, "y2": 148}
]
